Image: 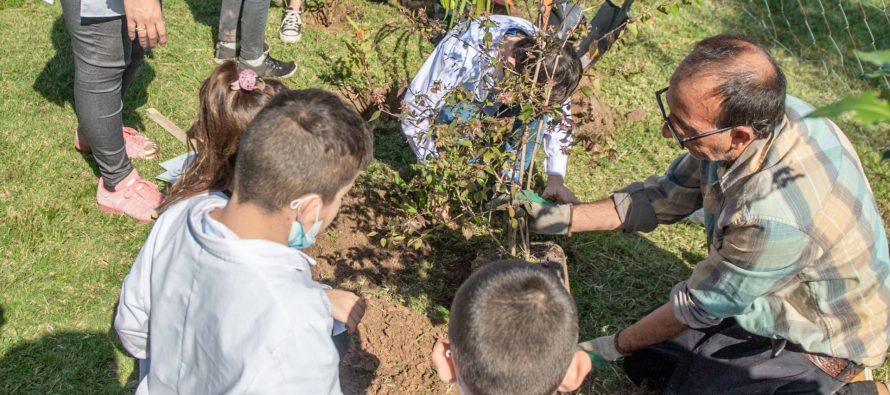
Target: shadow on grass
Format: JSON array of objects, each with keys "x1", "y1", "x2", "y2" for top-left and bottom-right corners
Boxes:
[
  {"x1": 32, "y1": 16, "x2": 156, "y2": 178},
  {"x1": 182, "y1": 0, "x2": 222, "y2": 48},
  {"x1": 0, "y1": 330, "x2": 137, "y2": 394}
]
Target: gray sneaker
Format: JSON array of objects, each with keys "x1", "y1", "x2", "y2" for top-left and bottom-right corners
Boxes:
[
  {"x1": 279, "y1": 9, "x2": 302, "y2": 43},
  {"x1": 239, "y1": 55, "x2": 297, "y2": 79},
  {"x1": 214, "y1": 41, "x2": 271, "y2": 65}
]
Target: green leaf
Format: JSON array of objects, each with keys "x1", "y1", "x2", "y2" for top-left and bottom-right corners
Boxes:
[
  {"x1": 580, "y1": 85, "x2": 594, "y2": 98},
  {"x1": 805, "y1": 91, "x2": 890, "y2": 124},
  {"x1": 380, "y1": 237, "x2": 388, "y2": 248},
  {"x1": 855, "y1": 50, "x2": 890, "y2": 69},
  {"x1": 369, "y1": 110, "x2": 381, "y2": 122},
  {"x1": 670, "y1": 3, "x2": 681, "y2": 15},
  {"x1": 882, "y1": 150, "x2": 890, "y2": 162},
  {"x1": 458, "y1": 139, "x2": 473, "y2": 147},
  {"x1": 626, "y1": 22, "x2": 638, "y2": 39},
  {"x1": 367, "y1": 231, "x2": 378, "y2": 237}
]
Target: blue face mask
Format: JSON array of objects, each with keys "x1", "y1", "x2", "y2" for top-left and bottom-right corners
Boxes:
[{"x1": 287, "y1": 196, "x2": 323, "y2": 249}]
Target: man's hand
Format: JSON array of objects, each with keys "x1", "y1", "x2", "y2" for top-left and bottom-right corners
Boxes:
[
  {"x1": 123, "y1": 0, "x2": 167, "y2": 49},
  {"x1": 493, "y1": 190, "x2": 572, "y2": 235},
  {"x1": 324, "y1": 289, "x2": 366, "y2": 333},
  {"x1": 578, "y1": 334, "x2": 624, "y2": 362},
  {"x1": 542, "y1": 175, "x2": 580, "y2": 204}
]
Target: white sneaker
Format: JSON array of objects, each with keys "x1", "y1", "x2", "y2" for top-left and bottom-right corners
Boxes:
[{"x1": 280, "y1": 9, "x2": 302, "y2": 43}]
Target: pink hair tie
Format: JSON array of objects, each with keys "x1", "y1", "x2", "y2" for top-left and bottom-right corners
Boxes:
[{"x1": 231, "y1": 69, "x2": 258, "y2": 92}]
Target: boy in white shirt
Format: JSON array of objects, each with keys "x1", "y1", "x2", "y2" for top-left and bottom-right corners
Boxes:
[
  {"x1": 402, "y1": 15, "x2": 582, "y2": 203},
  {"x1": 114, "y1": 89, "x2": 373, "y2": 394}
]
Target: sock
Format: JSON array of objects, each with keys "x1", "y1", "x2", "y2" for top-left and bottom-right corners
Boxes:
[{"x1": 241, "y1": 54, "x2": 266, "y2": 67}]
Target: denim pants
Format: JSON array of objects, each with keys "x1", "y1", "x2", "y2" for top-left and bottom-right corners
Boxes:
[
  {"x1": 218, "y1": 0, "x2": 270, "y2": 60},
  {"x1": 436, "y1": 102, "x2": 545, "y2": 184},
  {"x1": 61, "y1": 0, "x2": 141, "y2": 189}
]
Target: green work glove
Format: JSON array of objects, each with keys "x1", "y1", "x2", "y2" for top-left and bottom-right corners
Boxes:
[
  {"x1": 516, "y1": 190, "x2": 572, "y2": 236},
  {"x1": 487, "y1": 190, "x2": 572, "y2": 235},
  {"x1": 578, "y1": 335, "x2": 624, "y2": 362}
]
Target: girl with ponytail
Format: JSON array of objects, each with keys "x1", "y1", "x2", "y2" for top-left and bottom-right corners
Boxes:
[{"x1": 159, "y1": 61, "x2": 287, "y2": 213}]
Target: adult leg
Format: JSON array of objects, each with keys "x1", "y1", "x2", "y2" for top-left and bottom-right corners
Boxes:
[
  {"x1": 62, "y1": 0, "x2": 133, "y2": 190},
  {"x1": 238, "y1": 0, "x2": 271, "y2": 60},
  {"x1": 217, "y1": 0, "x2": 241, "y2": 44},
  {"x1": 629, "y1": 320, "x2": 846, "y2": 395}
]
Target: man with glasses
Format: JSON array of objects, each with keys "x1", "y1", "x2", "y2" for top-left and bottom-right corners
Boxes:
[{"x1": 526, "y1": 35, "x2": 890, "y2": 393}]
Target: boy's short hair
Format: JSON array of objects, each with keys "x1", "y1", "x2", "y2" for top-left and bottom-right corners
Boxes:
[
  {"x1": 449, "y1": 260, "x2": 579, "y2": 395},
  {"x1": 513, "y1": 37, "x2": 582, "y2": 105},
  {"x1": 234, "y1": 89, "x2": 373, "y2": 211}
]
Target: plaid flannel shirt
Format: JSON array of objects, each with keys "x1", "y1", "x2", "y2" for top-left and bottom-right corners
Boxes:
[{"x1": 613, "y1": 95, "x2": 890, "y2": 366}]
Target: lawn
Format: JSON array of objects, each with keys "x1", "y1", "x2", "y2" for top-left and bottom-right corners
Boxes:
[{"x1": 0, "y1": 0, "x2": 888, "y2": 393}]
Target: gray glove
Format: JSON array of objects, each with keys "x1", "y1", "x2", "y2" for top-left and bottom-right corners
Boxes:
[{"x1": 578, "y1": 335, "x2": 624, "y2": 362}]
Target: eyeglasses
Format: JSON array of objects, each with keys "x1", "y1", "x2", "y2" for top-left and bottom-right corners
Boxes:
[{"x1": 656, "y1": 87, "x2": 738, "y2": 149}]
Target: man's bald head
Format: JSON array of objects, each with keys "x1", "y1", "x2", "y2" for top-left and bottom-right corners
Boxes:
[{"x1": 671, "y1": 35, "x2": 786, "y2": 138}]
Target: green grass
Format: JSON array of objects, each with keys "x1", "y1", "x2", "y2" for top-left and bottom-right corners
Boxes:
[{"x1": 0, "y1": 0, "x2": 888, "y2": 393}]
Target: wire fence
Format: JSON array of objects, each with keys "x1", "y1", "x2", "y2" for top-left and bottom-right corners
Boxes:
[{"x1": 742, "y1": 0, "x2": 890, "y2": 94}]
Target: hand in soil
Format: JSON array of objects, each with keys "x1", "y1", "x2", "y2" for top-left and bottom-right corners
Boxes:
[{"x1": 324, "y1": 289, "x2": 367, "y2": 333}]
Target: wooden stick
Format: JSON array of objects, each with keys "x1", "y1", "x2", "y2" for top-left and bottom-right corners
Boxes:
[{"x1": 146, "y1": 108, "x2": 188, "y2": 144}]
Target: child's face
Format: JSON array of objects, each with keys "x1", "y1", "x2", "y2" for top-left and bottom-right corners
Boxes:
[{"x1": 295, "y1": 179, "x2": 354, "y2": 235}]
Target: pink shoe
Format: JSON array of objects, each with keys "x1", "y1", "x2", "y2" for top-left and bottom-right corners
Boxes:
[
  {"x1": 97, "y1": 170, "x2": 163, "y2": 224},
  {"x1": 75, "y1": 127, "x2": 160, "y2": 160}
]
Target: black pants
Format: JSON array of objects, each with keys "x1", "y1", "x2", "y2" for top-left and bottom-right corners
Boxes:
[{"x1": 624, "y1": 319, "x2": 846, "y2": 395}]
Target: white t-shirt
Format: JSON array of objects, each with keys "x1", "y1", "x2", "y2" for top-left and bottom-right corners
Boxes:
[{"x1": 114, "y1": 193, "x2": 342, "y2": 394}]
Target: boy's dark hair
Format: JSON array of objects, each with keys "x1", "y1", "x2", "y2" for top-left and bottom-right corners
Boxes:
[
  {"x1": 513, "y1": 37, "x2": 582, "y2": 105},
  {"x1": 449, "y1": 260, "x2": 578, "y2": 395},
  {"x1": 234, "y1": 89, "x2": 373, "y2": 211},
  {"x1": 671, "y1": 34, "x2": 787, "y2": 138}
]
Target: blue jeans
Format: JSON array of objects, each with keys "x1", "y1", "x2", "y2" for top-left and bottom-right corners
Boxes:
[{"x1": 436, "y1": 102, "x2": 546, "y2": 183}]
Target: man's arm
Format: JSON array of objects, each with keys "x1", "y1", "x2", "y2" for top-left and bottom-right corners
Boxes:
[
  {"x1": 569, "y1": 197, "x2": 623, "y2": 232},
  {"x1": 619, "y1": 303, "x2": 688, "y2": 352}
]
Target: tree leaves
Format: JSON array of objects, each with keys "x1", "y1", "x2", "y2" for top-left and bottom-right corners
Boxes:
[{"x1": 806, "y1": 91, "x2": 890, "y2": 124}]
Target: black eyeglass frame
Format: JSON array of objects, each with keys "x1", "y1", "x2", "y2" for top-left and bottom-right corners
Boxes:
[{"x1": 656, "y1": 87, "x2": 739, "y2": 149}]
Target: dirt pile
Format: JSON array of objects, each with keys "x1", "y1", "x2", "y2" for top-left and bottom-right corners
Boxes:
[{"x1": 340, "y1": 297, "x2": 449, "y2": 395}]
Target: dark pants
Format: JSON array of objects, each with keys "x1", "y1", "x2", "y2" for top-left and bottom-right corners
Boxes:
[
  {"x1": 624, "y1": 319, "x2": 846, "y2": 395},
  {"x1": 218, "y1": 0, "x2": 270, "y2": 60},
  {"x1": 61, "y1": 0, "x2": 141, "y2": 189}
]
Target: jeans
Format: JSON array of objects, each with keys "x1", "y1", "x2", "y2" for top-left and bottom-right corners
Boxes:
[
  {"x1": 61, "y1": 0, "x2": 141, "y2": 190},
  {"x1": 218, "y1": 0, "x2": 270, "y2": 60},
  {"x1": 436, "y1": 101, "x2": 546, "y2": 184}
]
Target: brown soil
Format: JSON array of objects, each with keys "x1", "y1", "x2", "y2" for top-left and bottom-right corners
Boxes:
[
  {"x1": 570, "y1": 76, "x2": 617, "y2": 153},
  {"x1": 303, "y1": 2, "x2": 363, "y2": 30},
  {"x1": 308, "y1": 189, "x2": 462, "y2": 394},
  {"x1": 340, "y1": 297, "x2": 449, "y2": 395}
]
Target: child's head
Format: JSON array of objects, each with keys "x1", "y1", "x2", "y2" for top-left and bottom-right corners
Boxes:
[
  {"x1": 232, "y1": 89, "x2": 373, "y2": 236},
  {"x1": 432, "y1": 260, "x2": 591, "y2": 395},
  {"x1": 160, "y1": 61, "x2": 287, "y2": 212},
  {"x1": 511, "y1": 37, "x2": 582, "y2": 105}
]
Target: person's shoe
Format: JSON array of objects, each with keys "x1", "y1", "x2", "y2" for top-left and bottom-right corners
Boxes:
[
  {"x1": 96, "y1": 170, "x2": 163, "y2": 224},
  {"x1": 239, "y1": 55, "x2": 297, "y2": 79},
  {"x1": 214, "y1": 41, "x2": 271, "y2": 65},
  {"x1": 279, "y1": 8, "x2": 303, "y2": 43},
  {"x1": 74, "y1": 126, "x2": 160, "y2": 160}
]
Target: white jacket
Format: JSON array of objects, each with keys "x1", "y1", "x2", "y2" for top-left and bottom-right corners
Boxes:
[{"x1": 114, "y1": 193, "x2": 341, "y2": 394}]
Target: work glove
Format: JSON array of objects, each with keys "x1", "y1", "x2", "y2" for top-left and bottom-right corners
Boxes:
[
  {"x1": 542, "y1": 175, "x2": 580, "y2": 204},
  {"x1": 489, "y1": 190, "x2": 572, "y2": 235},
  {"x1": 578, "y1": 334, "x2": 625, "y2": 362}
]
